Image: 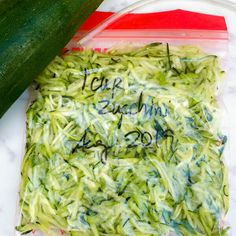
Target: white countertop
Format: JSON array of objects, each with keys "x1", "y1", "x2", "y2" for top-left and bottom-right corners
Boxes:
[{"x1": 1, "y1": 0, "x2": 236, "y2": 235}]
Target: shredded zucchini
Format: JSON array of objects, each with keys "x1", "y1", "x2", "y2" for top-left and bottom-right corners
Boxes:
[{"x1": 17, "y1": 43, "x2": 228, "y2": 236}]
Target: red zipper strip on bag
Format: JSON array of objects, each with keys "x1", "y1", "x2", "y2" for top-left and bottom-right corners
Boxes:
[
  {"x1": 79, "y1": 10, "x2": 227, "y2": 31},
  {"x1": 66, "y1": 9, "x2": 228, "y2": 51}
]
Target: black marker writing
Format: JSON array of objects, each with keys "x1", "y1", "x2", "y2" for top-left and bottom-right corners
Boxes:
[{"x1": 96, "y1": 92, "x2": 168, "y2": 118}]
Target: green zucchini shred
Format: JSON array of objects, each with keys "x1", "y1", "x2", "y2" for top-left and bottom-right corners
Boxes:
[{"x1": 17, "y1": 43, "x2": 228, "y2": 236}]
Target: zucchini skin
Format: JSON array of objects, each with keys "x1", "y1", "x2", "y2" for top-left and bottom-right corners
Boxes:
[
  {"x1": 0, "y1": 0, "x2": 20, "y2": 16},
  {"x1": 0, "y1": 0, "x2": 103, "y2": 117}
]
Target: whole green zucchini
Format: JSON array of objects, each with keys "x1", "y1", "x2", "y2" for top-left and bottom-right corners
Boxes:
[{"x1": 0, "y1": 0, "x2": 103, "y2": 117}]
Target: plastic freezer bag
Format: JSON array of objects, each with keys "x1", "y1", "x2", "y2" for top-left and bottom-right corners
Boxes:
[{"x1": 16, "y1": 1, "x2": 236, "y2": 235}]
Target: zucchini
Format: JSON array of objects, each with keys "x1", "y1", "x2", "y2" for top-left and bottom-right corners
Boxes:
[
  {"x1": 17, "y1": 44, "x2": 229, "y2": 235},
  {"x1": 0, "y1": 0, "x2": 20, "y2": 16},
  {"x1": 0, "y1": 0, "x2": 103, "y2": 117}
]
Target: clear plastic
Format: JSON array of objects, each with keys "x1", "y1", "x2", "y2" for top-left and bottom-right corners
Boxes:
[{"x1": 16, "y1": 1, "x2": 236, "y2": 235}]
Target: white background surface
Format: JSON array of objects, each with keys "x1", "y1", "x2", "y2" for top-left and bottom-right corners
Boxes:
[{"x1": 1, "y1": 0, "x2": 236, "y2": 235}]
